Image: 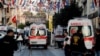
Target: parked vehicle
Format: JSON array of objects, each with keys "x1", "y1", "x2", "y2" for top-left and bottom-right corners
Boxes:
[
  {"x1": 28, "y1": 23, "x2": 48, "y2": 49},
  {"x1": 67, "y1": 18, "x2": 95, "y2": 55}
]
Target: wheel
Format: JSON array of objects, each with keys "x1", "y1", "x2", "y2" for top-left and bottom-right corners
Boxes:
[
  {"x1": 85, "y1": 50, "x2": 95, "y2": 56},
  {"x1": 44, "y1": 45, "x2": 48, "y2": 49},
  {"x1": 28, "y1": 46, "x2": 31, "y2": 49}
]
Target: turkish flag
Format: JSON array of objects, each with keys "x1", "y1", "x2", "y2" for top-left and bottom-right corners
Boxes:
[
  {"x1": 94, "y1": 0, "x2": 100, "y2": 7},
  {"x1": 12, "y1": 16, "x2": 16, "y2": 23},
  {"x1": 12, "y1": 0, "x2": 14, "y2": 5}
]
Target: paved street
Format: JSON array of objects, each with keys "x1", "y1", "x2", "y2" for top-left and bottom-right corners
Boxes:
[{"x1": 14, "y1": 46, "x2": 65, "y2": 56}]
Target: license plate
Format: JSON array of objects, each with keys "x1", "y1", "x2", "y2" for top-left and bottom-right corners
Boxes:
[{"x1": 32, "y1": 42, "x2": 37, "y2": 44}]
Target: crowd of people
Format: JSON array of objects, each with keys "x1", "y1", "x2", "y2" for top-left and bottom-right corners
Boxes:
[{"x1": 63, "y1": 29, "x2": 100, "y2": 56}]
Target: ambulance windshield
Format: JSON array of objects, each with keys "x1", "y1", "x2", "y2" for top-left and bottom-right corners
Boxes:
[
  {"x1": 30, "y1": 29, "x2": 46, "y2": 36},
  {"x1": 69, "y1": 26, "x2": 92, "y2": 37}
]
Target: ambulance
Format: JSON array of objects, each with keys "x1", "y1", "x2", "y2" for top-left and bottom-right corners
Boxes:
[
  {"x1": 67, "y1": 18, "x2": 95, "y2": 50},
  {"x1": 28, "y1": 23, "x2": 48, "y2": 49},
  {"x1": 54, "y1": 25, "x2": 64, "y2": 42}
]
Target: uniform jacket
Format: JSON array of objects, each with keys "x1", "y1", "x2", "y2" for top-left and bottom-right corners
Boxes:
[
  {"x1": 95, "y1": 34, "x2": 100, "y2": 51},
  {"x1": 0, "y1": 35, "x2": 18, "y2": 56}
]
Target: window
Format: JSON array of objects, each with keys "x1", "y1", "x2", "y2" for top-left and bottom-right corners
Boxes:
[
  {"x1": 82, "y1": 26, "x2": 91, "y2": 37},
  {"x1": 38, "y1": 29, "x2": 46, "y2": 36},
  {"x1": 69, "y1": 27, "x2": 78, "y2": 36},
  {"x1": 30, "y1": 28, "x2": 46, "y2": 36},
  {"x1": 69, "y1": 26, "x2": 92, "y2": 37},
  {"x1": 30, "y1": 29, "x2": 36, "y2": 36}
]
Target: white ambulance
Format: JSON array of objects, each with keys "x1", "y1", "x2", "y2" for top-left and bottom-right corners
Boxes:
[
  {"x1": 54, "y1": 25, "x2": 64, "y2": 42},
  {"x1": 28, "y1": 23, "x2": 48, "y2": 49},
  {"x1": 67, "y1": 18, "x2": 95, "y2": 50}
]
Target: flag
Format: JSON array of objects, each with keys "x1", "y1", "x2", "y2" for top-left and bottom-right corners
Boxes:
[
  {"x1": 37, "y1": 0, "x2": 44, "y2": 8},
  {"x1": 14, "y1": 0, "x2": 19, "y2": 6},
  {"x1": 66, "y1": 0, "x2": 70, "y2": 6},
  {"x1": 32, "y1": 1, "x2": 34, "y2": 4},
  {"x1": 49, "y1": 1, "x2": 53, "y2": 10},
  {"x1": 53, "y1": 2, "x2": 56, "y2": 11},
  {"x1": 94, "y1": 0, "x2": 100, "y2": 7},
  {"x1": 30, "y1": 0, "x2": 32, "y2": 4},
  {"x1": 12, "y1": 0, "x2": 14, "y2": 5},
  {"x1": 57, "y1": 1, "x2": 60, "y2": 10},
  {"x1": 0, "y1": 0, "x2": 2, "y2": 2},
  {"x1": 91, "y1": 0, "x2": 95, "y2": 10},
  {"x1": 23, "y1": 6, "x2": 26, "y2": 10},
  {"x1": 87, "y1": 0, "x2": 97, "y2": 16},
  {"x1": 25, "y1": 0, "x2": 30, "y2": 6},
  {"x1": 12, "y1": 0, "x2": 16, "y2": 5},
  {"x1": 43, "y1": 0, "x2": 46, "y2": 3},
  {"x1": 12, "y1": 16, "x2": 17, "y2": 23},
  {"x1": 20, "y1": 0, "x2": 23, "y2": 5},
  {"x1": 47, "y1": 0, "x2": 50, "y2": 4},
  {"x1": 32, "y1": 6, "x2": 34, "y2": 11},
  {"x1": 62, "y1": 0, "x2": 66, "y2": 5},
  {"x1": 94, "y1": 0, "x2": 97, "y2": 6},
  {"x1": 28, "y1": 7, "x2": 31, "y2": 11},
  {"x1": 46, "y1": 0, "x2": 50, "y2": 9},
  {"x1": 97, "y1": 0, "x2": 100, "y2": 7},
  {"x1": 87, "y1": 0, "x2": 92, "y2": 15},
  {"x1": 22, "y1": 0, "x2": 26, "y2": 7},
  {"x1": 43, "y1": 7, "x2": 46, "y2": 12},
  {"x1": 61, "y1": 0, "x2": 66, "y2": 8},
  {"x1": 35, "y1": 7, "x2": 39, "y2": 11},
  {"x1": 56, "y1": 0, "x2": 61, "y2": 13}
]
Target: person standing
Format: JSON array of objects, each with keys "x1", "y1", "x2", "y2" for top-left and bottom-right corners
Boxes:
[
  {"x1": 16, "y1": 33, "x2": 24, "y2": 51},
  {"x1": 24, "y1": 26, "x2": 29, "y2": 45},
  {"x1": 70, "y1": 30, "x2": 86, "y2": 56},
  {"x1": 0, "y1": 29, "x2": 18, "y2": 56},
  {"x1": 63, "y1": 32, "x2": 71, "y2": 56},
  {"x1": 95, "y1": 29, "x2": 100, "y2": 56}
]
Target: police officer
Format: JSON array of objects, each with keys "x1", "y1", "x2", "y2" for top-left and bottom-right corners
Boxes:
[
  {"x1": 0, "y1": 29, "x2": 18, "y2": 56},
  {"x1": 70, "y1": 30, "x2": 86, "y2": 56},
  {"x1": 63, "y1": 32, "x2": 71, "y2": 56},
  {"x1": 95, "y1": 29, "x2": 100, "y2": 56}
]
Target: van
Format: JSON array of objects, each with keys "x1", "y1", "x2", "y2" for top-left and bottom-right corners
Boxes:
[
  {"x1": 67, "y1": 18, "x2": 95, "y2": 50},
  {"x1": 28, "y1": 23, "x2": 48, "y2": 49}
]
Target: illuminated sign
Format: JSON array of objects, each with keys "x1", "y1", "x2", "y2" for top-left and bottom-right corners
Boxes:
[{"x1": 70, "y1": 22, "x2": 90, "y2": 26}]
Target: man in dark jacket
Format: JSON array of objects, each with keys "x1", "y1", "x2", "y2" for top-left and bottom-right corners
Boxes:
[
  {"x1": 0, "y1": 29, "x2": 18, "y2": 56},
  {"x1": 95, "y1": 29, "x2": 100, "y2": 56},
  {"x1": 70, "y1": 30, "x2": 86, "y2": 56}
]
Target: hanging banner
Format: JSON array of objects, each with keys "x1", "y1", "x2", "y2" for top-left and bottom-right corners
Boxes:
[
  {"x1": 4, "y1": 0, "x2": 11, "y2": 4},
  {"x1": 48, "y1": 15, "x2": 53, "y2": 32}
]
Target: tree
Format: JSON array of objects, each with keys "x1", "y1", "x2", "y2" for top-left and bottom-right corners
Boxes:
[
  {"x1": 53, "y1": 2, "x2": 83, "y2": 27},
  {"x1": 25, "y1": 21, "x2": 31, "y2": 26},
  {"x1": 36, "y1": 12, "x2": 46, "y2": 18},
  {"x1": 18, "y1": 23, "x2": 25, "y2": 29},
  {"x1": 23, "y1": 11, "x2": 33, "y2": 18}
]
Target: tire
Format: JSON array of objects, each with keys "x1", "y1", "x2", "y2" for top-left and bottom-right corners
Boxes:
[
  {"x1": 85, "y1": 50, "x2": 95, "y2": 56},
  {"x1": 28, "y1": 46, "x2": 31, "y2": 49},
  {"x1": 44, "y1": 45, "x2": 48, "y2": 49}
]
